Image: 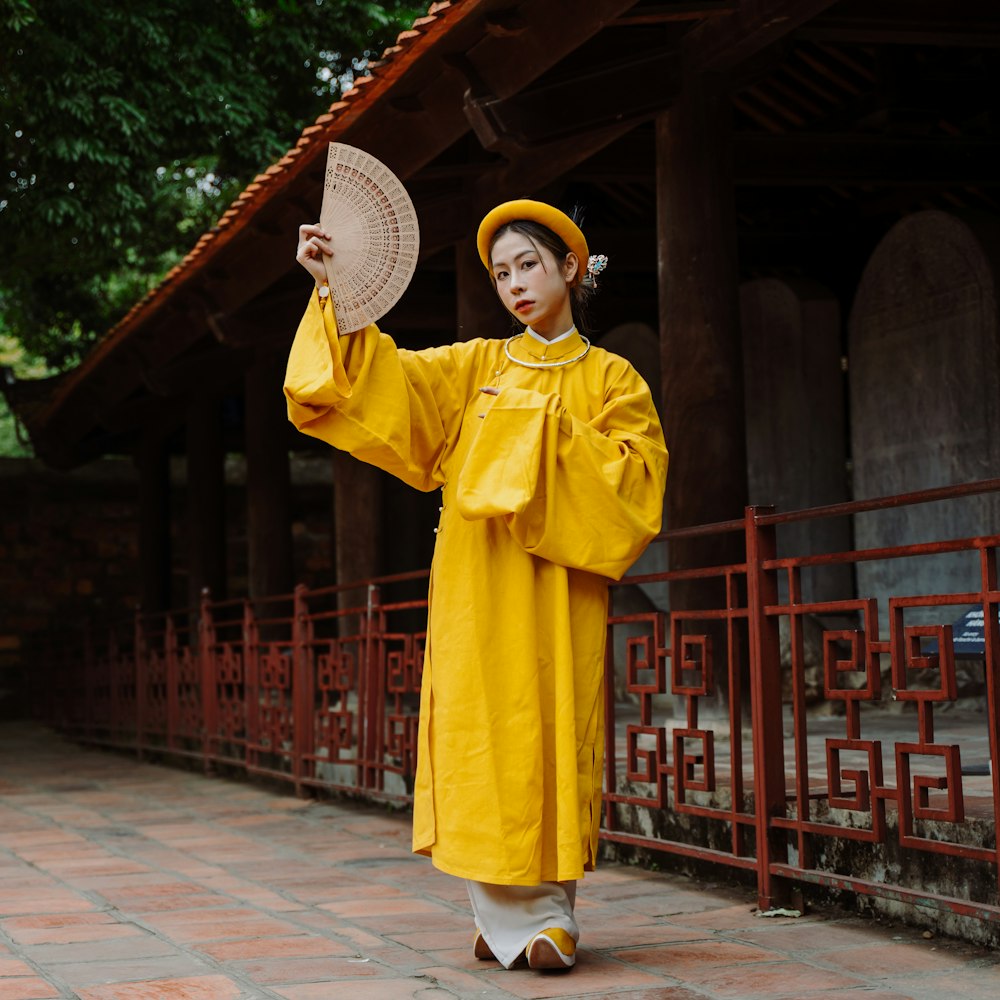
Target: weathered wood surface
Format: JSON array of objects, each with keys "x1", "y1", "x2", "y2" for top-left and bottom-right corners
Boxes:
[
  {"x1": 849, "y1": 210, "x2": 1000, "y2": 620},
  {"x1": 332, "y1": 451, "x2": 382, "y2": 637},
  {"x1": 741, "y1": 277, "x2": 851, "y2": 603},
  {"x1": 455, "y1": 234, "x2": 511, "y2": 342},
  {"x1": 657, "y1": 76, "x2": 747, "y2": 609},
  {"x1": 136, "y1": 428, "x2": 172, "y2": 614},
  {"x1": 185, "y1": 395, "x2": 227, "y2": 605},
  {"x1": 683, "y1": 0, "x2": 840, "y2": 70},
  {"x1": 244, "y1": 352, "x2": 293, "y2": 601}
]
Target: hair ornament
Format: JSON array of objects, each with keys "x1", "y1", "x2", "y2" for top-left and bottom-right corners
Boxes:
[{"x1": 585, "y1": 253, "x2": 609, "y2": 289}]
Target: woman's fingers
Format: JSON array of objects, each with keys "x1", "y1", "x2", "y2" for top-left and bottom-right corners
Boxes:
[
  {"x1": 296, "y1": 235, "x2": 334, "y2": 261},
  {"x1": 296, "y1": 225, "x2": 334, "y2": 264},
  {"x1": 298, "y1": 222, "x2": 330, "y2": 242},
  {"x1": 295, "y1": 223, "x2": 336, "y2": 283}
]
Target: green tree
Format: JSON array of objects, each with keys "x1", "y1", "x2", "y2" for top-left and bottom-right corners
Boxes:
[
  {"x1": 0, "y1": 0, "x2": 420, "y2": 372},
  {"x1": 0, "y1": 326, "x2": 47, "y2": 457}
]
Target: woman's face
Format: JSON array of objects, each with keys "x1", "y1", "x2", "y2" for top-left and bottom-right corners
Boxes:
[{"x1": 489, "y1": 230, "x2": 577, "y2": 337}]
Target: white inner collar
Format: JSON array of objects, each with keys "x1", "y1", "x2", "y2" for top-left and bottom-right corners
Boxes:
[{"x1": 525, "y1": 324, "x2": 577, "y2": 346}]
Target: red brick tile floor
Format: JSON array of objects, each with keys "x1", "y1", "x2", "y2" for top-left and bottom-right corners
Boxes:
[{"x1": 1, "y1": 721, "x2": 998, "y2": 1000}]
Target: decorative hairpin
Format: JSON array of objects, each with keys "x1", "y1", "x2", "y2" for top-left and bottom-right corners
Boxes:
[{"x1": 586, "y1": 253, "x2": 609, "y2": 288}]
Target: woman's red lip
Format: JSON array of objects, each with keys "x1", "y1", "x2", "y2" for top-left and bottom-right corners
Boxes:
[{"x1": 515, "y1": 300, "x2": 534, "y2": 312}]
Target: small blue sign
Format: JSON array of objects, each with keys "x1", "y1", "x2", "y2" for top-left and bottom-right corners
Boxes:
[{"x1": 949, "y1": 606, "x2": 999, "y2": 657}]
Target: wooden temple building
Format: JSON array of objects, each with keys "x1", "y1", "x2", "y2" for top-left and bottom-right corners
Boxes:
[
  {"x1": 8, "y1": 0, "x2": 1000, "y2": 618},
  {"x1": 8, "y1": 0, "x2": 1000, "y2": 934}
]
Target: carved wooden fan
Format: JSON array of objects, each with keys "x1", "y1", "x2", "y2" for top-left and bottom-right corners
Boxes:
[{"x1": 319, "y1": 143, "x2": 420, "y2": 331}]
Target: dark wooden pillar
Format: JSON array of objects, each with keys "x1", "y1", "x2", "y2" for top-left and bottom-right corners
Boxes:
[
  {"x1": 456, "y1": 234, "x2": 511, "y2": 342},
  {"x1": 657, "y1": 74, "x2": 748, "y2": 608},
  {"x1": 244, "y1": 351, "x2": 293, "y2": 599},
  {"x1": 333, "y1": 451, "x2": 382, "y2": 634},
  {"x1": 186, "y1": 395, "x2": 226, "y2": 604},
  {"x1": 136, "y1": 427, "x2": 172, "y2": 613}
]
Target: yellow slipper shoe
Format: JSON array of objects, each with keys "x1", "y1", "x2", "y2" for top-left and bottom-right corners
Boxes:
[
  {"x1": 473, "y1": 929, "x2": 496, "y2": 961},
  {"x1": 526, "y1": 927, "x2": 576, "y2": 970}
]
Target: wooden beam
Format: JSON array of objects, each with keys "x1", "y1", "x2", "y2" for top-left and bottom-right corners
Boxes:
[
  {"x1": 463, "y1": 0, "x2": 645, "y2": 101},
  {"x1": 734, "y1": 135, "x2": 1000, "y2": 186},
  {"x1": 132, "y1": 322, "x2": 211, "y2": 383},
  {"x1": 420, "y1": 122, "x2": 637, "y2": 257},
  {"x1": 567, "y1": 129, "x2": 657, "y2": 182},
  {"x1": 40, "y1": 349, "x2": 142, "y2": 449},
  {"x1": 140, "y1": 345, "x2": 252, "y2": 398},
  {"x1": 799, "y1": 16, "x2": 1000, "y2": 48},
  {"x1": 613, "y1": 2, "x2": 737, "y2": 25},
  {"x1": 96, "y1": 393, "x2": 180, "y2": 437},
  {"x1": 462, "y1": 46, "x2": 681, "y2": 151},
  {"x1": 484, "y1": 8, "x2": 528, "y2": 37},
  {"x1": 683, "y1": 0, "x2": 841, "y2": 71},
  {"x1": 569, "y1": 130, "x2": 1000, "y2": 188}
]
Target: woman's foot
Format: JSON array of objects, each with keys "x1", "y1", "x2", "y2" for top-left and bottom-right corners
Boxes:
[
  {"x1": 473, "y1": 929, "x2": 496, "y2": 961},
  {"x1": 525, "y1": 927, "x2": 576, "y2": 970}
]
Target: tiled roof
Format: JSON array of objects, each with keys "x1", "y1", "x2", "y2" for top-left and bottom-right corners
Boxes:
[{"x1": 39, "y1": 0, "x2": 472, "y2": 430}]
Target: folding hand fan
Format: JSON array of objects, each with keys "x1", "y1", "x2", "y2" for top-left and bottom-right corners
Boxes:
[{"x1": 319, "y1": 143, "x2": 420, "y2": 331}]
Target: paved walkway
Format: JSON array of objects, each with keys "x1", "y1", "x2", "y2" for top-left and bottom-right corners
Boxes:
[{"x1": 1, "y1": 722, "x2": 998, "y2": 1000}]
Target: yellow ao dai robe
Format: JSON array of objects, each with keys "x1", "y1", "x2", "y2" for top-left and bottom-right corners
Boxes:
[{"x1": 284, "y1": 295, "x2": 667, "y2": 885}]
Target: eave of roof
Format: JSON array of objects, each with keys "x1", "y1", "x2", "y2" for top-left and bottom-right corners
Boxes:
[{"x1": 35, "y1": 0, "x2": 476, "y2": 435}]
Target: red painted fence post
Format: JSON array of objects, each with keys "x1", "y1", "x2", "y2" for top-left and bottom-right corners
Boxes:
[
  {"x1": 243, "y1": 599, "x2": 259, "y2": 777},
  {"x1": 165, "y1": 615, "x2": 179, "y2": 752},
  {"x1": 362, "y1": 583, "x2": 381, "y2": 792},
  {"x1": 108, "y1": 629, "x2": 119, "y2": 744},
  {"x1": 83, "y1": 624, "x2": 95, "y2": 742},
  {"x1": 980, "y1": 547, "x2": 1000, "y2": 871},
  {"x1": 745, "y1": 505, "x2": 790, "y2": 911},
  {"x1": 292, "y1": 583, "x2": 313, "y2": 797},
  {"x1": 134, "y1": 611, "x2": 146, "y2": 759},
  {"x1": 199, "y1": 588, "x2": 217, "y2": 773}
]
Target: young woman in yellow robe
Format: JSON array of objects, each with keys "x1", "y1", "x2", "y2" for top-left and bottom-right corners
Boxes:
[{"x1": 285, "y1": 200, "x2": 667, "y2": 971}]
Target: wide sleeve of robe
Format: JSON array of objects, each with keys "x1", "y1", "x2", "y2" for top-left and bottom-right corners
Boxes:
[
  {"x1": 454, "y1": 378, "x2": 667, "y2": 580},
  {"x1": 283, "y1": 294, "x2": 475, "y2": 490}
]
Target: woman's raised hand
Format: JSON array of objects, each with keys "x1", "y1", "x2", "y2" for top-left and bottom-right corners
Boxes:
[{"x1": 296, "y1": 223, "x2": 333, "y2": 285}]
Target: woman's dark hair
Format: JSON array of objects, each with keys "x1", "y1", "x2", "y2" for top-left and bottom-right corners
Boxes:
[{"x1": 487, "y1": 215, "x2": 596, "y2": 333}]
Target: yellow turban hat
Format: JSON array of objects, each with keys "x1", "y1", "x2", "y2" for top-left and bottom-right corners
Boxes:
[{"x1": 477, "y1": 200, "x2": 588, "y2": 283}]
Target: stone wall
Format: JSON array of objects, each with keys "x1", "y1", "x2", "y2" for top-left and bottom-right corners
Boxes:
[
  {"x1": 849, "y1": 211, "x2": 1000, "y2": 624},
  {"x1": 741, "y1": 278, "x2": 852, "y2": 604}
]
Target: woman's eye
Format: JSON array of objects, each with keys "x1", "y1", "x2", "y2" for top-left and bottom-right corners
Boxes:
[
  {"x1": 496, "y1": 270, "x2": 508, "y2": 281},
  {"x1": 523, "y1": 260, "x2": 536, "y2": 270}
]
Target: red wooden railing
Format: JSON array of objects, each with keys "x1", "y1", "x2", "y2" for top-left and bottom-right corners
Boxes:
[{"x1": 38, "y1": 479, "x2": 1000, "y2": 925}]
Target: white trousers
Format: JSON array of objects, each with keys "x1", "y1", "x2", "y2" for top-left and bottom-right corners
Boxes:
[{"x1": 466, "y1": 879, "x2": 579, "y2": 969}]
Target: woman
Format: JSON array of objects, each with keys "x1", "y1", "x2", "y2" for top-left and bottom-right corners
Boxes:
[{"x1": 285, "y1": 200, "x2": 667, "y2": 971}]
